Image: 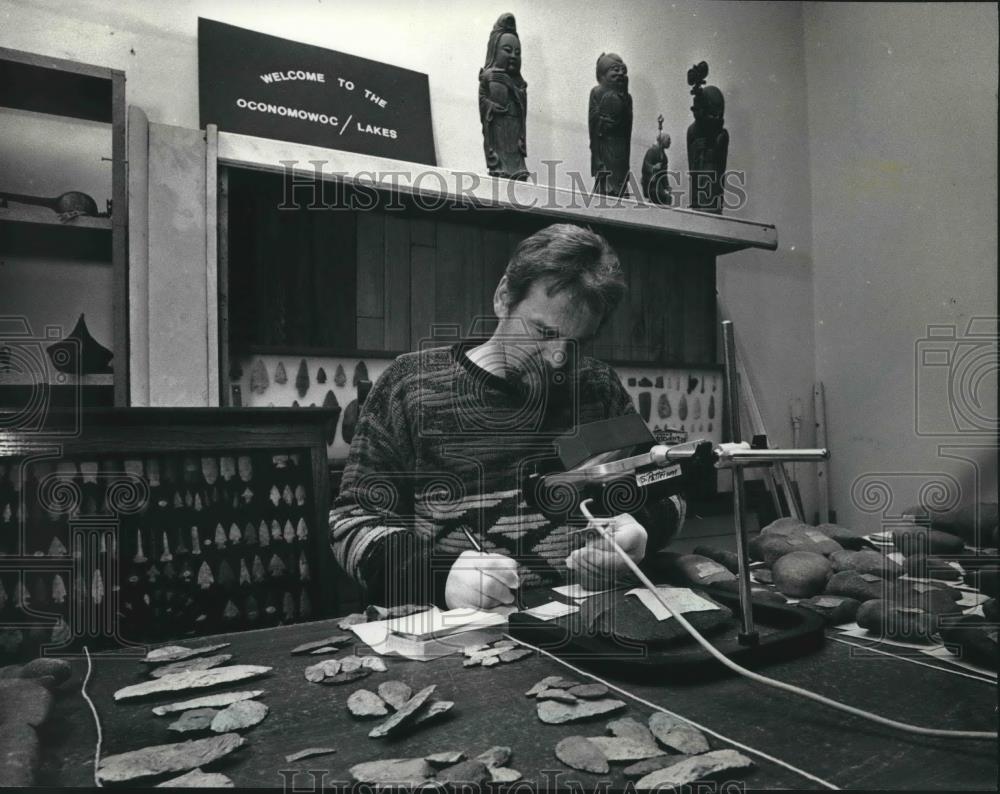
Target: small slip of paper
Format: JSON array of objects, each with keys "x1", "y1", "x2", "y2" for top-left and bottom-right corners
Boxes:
[
  {"x1": 551, "y1": 584, "x2": 613, "y2": 599},
  {"x1": 523, "y1": 601, "x2": 580, "y2": 621},
  {"x1": 626, "y1": 587, "x2": 722, "y2": 621}
]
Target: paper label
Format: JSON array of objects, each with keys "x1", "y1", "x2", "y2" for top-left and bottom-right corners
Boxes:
[
  {"x1": 636, "y1": 464, "x2": 681, "y2": 488},
  {"x1": 860, "y1": 574, "x2": 882, "y2": 582},
  {"x1": 787, "y1": 536, "x2": 806, "y2": 546},
  {"x1": 805, "y1": 530, "x2": 828, "y2": 542},
  {"x1": 913, "y1": 584, "x2": 936, "y2": 593},
  {"x1": 626, "y1": 587, "x2": 721, "y2": 621},
  {"x1": 551, "y1": 584, "x2": 612, "y2": 599},
  {"x1": 523, "y1": 601, "x2": 580, "y2": 621}
]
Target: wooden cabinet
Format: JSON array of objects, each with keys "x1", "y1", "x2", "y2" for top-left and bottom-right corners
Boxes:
[
  {"x1": 0, "y1": 47, "x2": 127, "y2": 407},
  {"x1": 0, "y1": 408, "x2": 355, "y2": 662}
]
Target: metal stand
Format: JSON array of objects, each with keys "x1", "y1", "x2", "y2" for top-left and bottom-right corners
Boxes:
[{"x1": 719, "y1": 321, "x2": 830, "y2": 645}]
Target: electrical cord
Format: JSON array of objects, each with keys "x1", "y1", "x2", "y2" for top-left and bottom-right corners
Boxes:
[
  {"x1": 579, "y1": 499, "x2": 998, "y2": 742},
  {"x1": 81, "y1": 646, "x2": 104, "y2": 786}
]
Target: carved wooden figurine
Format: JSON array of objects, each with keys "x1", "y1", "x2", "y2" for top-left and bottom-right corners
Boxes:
[
  {"x1": 687, "y1": 61, "x2": 729, "y2": 213},
  {"x1": 589, "y1": 53, "x2": 633, "y2": 197},
  {"x1": 479, "y1": 13, "x2": 528, "y2": 180},
  {"x1": 641, "y1": 114, "x2": 673, "y2": 206}
]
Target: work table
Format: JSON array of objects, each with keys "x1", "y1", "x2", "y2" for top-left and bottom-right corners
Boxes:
[{"x1": 40, "y1": 614, "x2": 998, "y2": 789}]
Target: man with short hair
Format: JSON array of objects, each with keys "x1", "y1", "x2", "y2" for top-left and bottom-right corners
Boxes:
[{"x1": 330, "y1": 223, "x2": 683, "y2": 610}]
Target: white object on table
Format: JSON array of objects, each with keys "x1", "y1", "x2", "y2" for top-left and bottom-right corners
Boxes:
[
  {"x1": 626, "y1": 586, "x2": 722, "y2": 621},
  {"x1": 522, "y1": 601, "x2": 580, "y2": 621}
]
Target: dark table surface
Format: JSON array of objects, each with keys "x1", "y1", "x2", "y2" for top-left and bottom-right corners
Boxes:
[{"x1": 41, "y1": 613, "x2": 998, "y2": 790}]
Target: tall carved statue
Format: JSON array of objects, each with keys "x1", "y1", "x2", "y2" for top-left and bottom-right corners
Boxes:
[
  {"x1": 686, "y1": 61, "x2": 728, "y2": 213},
  {"x1": 641, "y1": 114, "x2": 673, "y2": 206},
  {"x1": 589, "y1": 53, "x2": 633, "y2": 197},
  {"x1": 479, "y1": 13, "x2": 528, "y2": 180}
]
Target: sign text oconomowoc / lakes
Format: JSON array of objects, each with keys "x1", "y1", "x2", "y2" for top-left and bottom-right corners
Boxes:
[{"x1": 199, "y1": 19, "x2": 435, "y2": 163}]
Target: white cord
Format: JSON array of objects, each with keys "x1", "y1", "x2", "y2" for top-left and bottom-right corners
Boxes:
[
  {"x1": 828, "y1": 635, "x2": 997, "y2": 686},
  {"x1": 509, "y1": 634, "x2": 841, "y2": 790},
  {"x1": 578, "y1": 500, "x2": 998, "y2": 742},
  {"x1": 81, "y1": 646, "x2": 104, "y2": 787}
]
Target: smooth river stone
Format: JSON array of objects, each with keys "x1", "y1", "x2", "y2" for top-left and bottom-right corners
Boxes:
[
  {"x1": 210, "y1": 700, "x2": 268, "y2": 732},
  {"x1": 114, "y1": 666, "x2": 271, "y2": 701},
  {"x1": 167, "y1": 708, "x2": 218, "y2": 734},
  {"x1": 635, "y1": 749, "x2": 754, "y2": 790},
  {"x1": 378, "y1": 680, "x2": 412, "y2": 710},
  {"x1": 538, "y1": 698, "x2": 627, "y2": 725},
  {"x1": 156, "y1": 768, "x2": 234, "y2": 787},
  {"x1": 648, "y1": 712, "x2": 710, "y2": 754},
  {"x1": 153, "y1": 691, "x2": 263, "y2": 716},
  {"x1": 554, "y1": 736, "x2": 608, "y2": 774},
  {"x1": 96, "y1": 733, "x2": 246, "y2": 783},
  {"x1": 349, "y1": 758, "x2": 434, "y2": 786},
  {"x1": 150, "y1": 655, "x2": 233, "y2": 679},
  {"x1": 144, "y1": 644, "x2": 230, "y2": 664},
  {"x1": 347, "y1": 689, "x2": 389, "y2": 718},
  {"x1": 368, "y1": 685, "x2": 436, "y2": 738}
]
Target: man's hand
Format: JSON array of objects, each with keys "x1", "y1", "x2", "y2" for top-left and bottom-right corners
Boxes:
[
  {"x1": 565, "y1": 513, "x2": 647, "y2": 590},
  {"x1": 445, "y1": 551, "x2": 520, "y2": 610}
]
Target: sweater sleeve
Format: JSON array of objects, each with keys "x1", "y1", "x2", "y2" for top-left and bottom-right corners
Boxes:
[{"x1": 329, "y1": 358, "x2": 434, "y2": 605}]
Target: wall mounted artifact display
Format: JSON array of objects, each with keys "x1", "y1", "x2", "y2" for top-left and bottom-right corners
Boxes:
[
  {"x1": 589, "y1": 53, "x2": 633, "y2": 197},
  {"x1": 478, "y1": 13, "x2": 528, "y2": 180},
  {"x1": 686, "y1": 61, "x2": 728, "y2": 213},
  {"x1": 198, "y1": 18, "x2": 435, "y2": 164},
  {"x1": 640, "y1": 114, "x2": 673, "y2": 206}
]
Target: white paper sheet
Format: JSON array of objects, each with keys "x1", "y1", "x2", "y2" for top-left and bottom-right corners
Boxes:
[
  {"x1": 523, "y1": 601, "x2": 580, "y2": 621},
  {"x1": 551, "y1": 584, "x2": 614, "y2": 599},
  {"x1": 626, "y1": 587, "x2": 722, "y2": 621}
]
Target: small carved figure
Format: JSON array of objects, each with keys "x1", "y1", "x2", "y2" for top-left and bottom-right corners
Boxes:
[
  {"x1": 641, "y1": 114, "x2": 673, "y2": 205},
  {"x1": 686, "y1": 61, "x2": 729, "y2": 213},
  {"x1": 479, "y1": 14, "x2": 528, "y2": 180},
  {"x1": 589, "y1": 53, "x2": 633, "y2": 197}
]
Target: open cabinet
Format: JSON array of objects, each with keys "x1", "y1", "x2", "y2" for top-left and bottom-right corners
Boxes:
[{"x1": 0, "y1": 46, "x2": 128, "y2": 411}]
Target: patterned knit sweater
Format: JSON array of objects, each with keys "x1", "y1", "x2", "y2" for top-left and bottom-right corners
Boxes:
[{"x1": 329, "y1": 342, "x2": 681, "y2": 607}]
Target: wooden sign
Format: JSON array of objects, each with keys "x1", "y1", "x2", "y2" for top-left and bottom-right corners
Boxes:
[{"x1": 198, "y1": 18, "x2": 436, "y2": 165}]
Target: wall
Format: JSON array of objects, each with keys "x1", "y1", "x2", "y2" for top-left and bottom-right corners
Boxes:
[
  {"x1": 804, "y1": 2, "x2": 999, "y2": 530},
  {"x1": 2, "y1": 0, "x2": 818, "y2": 506}
]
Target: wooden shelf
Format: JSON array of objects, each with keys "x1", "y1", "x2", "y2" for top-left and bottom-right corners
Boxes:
[
  {"x1": 0, "y1": 371, "x2": 113, "y2": 386},
  {"x1": 0, "y1": 202, "x2": 112, "y2": 230},
  {"x1": 216, "y1": 130, "x2": 778, "y2": 256},
  {"x1": 0, "y1": 47, "x2": 118, "y2": 123}
]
